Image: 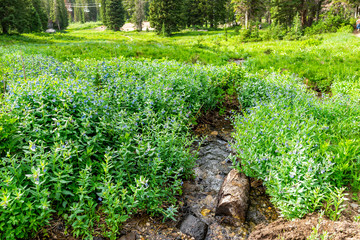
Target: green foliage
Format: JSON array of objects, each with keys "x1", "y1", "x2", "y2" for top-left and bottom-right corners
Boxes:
[
  {"x1": 284, "y1": 13, "x2": 303, "y2": 40},
  {"x1": 262, "y1": 23, "x2": 287, "y2": 40},
  {"x1": 100, "y1": 0, "x2": 107, "y2": 24},
  {"x1": 204, "y1": 0, "x2": 227, "y2": 28},
  {"x1": 0, "y1": 52, "x2": 242, "y2": 238},
  {"x1": 324, "y1": 187, "x2": 347, "y2": 221},
  {"x1": 149, "y1": 0, "x2": 184, "y2": 35},
  {"x1": 67, "y1": 21, "x2": 103, "y2": 30},
  {"x1": 185, "y1": 0, "x2": 206, "y2": 27},
  {"x1": 304, "y1": 13, "x2": 352, "y2": 36},
  {"x1": 232, "y1": 71, "x2": 360, "y2": 219},
  {"x1": 105, "y1": 0, "x2": 125, "y2": 30},
  {"x1": 242, "y1": 33, "x2": 360, "y2": 91},
  {"x1": 50, "y1": 0, "x2": 69, "y2": 30},
  {"x1": 0, "y1": 0, "x2": 47, "y2": 34},
  {"x1": 31, "y1": 0, "x2": 48, "y2": 31}
]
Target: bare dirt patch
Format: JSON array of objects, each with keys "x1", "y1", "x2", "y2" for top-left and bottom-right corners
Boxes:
[
  {"x1": 94, "y1": 26, "x2": 107, "y2": 31},
  {"x1": 249, "y1": 213, "x2": 360, "y2": 240},
  {"x1": 121, "y1": 22, "x2": 154, "y2": 32}
]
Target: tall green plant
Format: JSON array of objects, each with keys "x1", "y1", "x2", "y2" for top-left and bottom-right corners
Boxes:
[
  {"x1": 149, "y1": 0, "x2": 184, "y2": 35},
  {"x1": 105, "y1": 0, "x2": 125, "y2": 30}
]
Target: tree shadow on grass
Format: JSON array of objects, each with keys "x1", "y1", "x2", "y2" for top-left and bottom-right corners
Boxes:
[{"x1": 0, "y1": 32, "x2": 86, "y2": 45}]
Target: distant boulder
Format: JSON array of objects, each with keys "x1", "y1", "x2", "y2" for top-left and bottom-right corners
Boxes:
[{"x1": 45, "y1": 28, "x2": 56, "y2": 33}]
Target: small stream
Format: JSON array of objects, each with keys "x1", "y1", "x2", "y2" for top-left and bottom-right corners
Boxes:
[
  {"x1": 119, "y1": 116, "x2": 279, "y2": 240},
  {"x1": 182, "y1": 132, "x2": 278, "y2": 240}
]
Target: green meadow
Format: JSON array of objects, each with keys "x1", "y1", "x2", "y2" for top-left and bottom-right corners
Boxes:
[{"x1": 1, "y1": 25, "x2": 360, "y2": 238}]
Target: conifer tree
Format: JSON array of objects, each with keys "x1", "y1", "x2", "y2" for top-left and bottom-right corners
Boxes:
[
  {"x1": 149, "y1": 0, "x2": 184, "y2": 35},
  {"x1": 27, "y1": 2, "x2": 43, "y2": 32},
  {"x1": 100, "y1": 0, "x2": 107, "y2": 24},
  {"x1": 74, "y1": 0, "x2": 85, "y2": 22},
  {"x1": 134, "y1": 0, "x2": 145, "y2": 31},
  {"x1": 32, "y1": 0, "x2": 48, "y2": 30},
  {"x1": 204, "y1": 0, "x2": 227, "y2": 28},
  {"x1": 50, "y1": 0, "x2": 69, "y2": 30},
  {"x1": 105, "y1": 0, "x2": 125, "y2": 30},
  {"x1": 185, "y1": 0, "x2": 206, "y2": 27},
  {"x1": 232, "y1": 0, "x2": 264, "y2": 28},
  {"x1": 0, "y1": 0, "x2": 46, "y2": 33}
]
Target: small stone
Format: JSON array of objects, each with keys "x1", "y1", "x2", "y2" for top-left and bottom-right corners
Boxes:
[
  {"x1": 180, "y1": 215, "x2": 208, "y2": 240},
  {"x1": 350, "y1": 203, "x2": 359, "y2": 209},
  {"x1": 45, "y1": 28, "x2": 56, "y2": 33},
  {"x1": 119, "y1": 232, "x2": 136, "y2": 240},
  {"x1": 146, "y1": 222, "x2": 150, "y2": 226},
  {"x1": 215, "y1": 169, "x2": 250, "y2": 223},
  {"x1": 204, "y1": 195, "x2": 215, "y2": 207},
  {"x1": 211, "y1": 131, "x2": 218, "y2": 136},
  {"x1": 246, "y1": 209, "x2": 267, "y2": 225}
]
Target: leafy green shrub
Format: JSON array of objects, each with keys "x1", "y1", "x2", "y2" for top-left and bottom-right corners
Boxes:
[
  {"x1": 262, "y1": 24, "x2": 287, "y2": 40},
  {"x1": 284, "y1": 14, "x2": 303, "y2": 41},
  {"x1": 305, "y1": 13, "x2": 351, "y2": 35},
  {"x1": 0, "y1": 53, "x2": 242, "y2": 238},
  {"x1": 232, "y1": 71, "x2": 360, "y2": 219},
  {"x1": 240, "y1": 29, "x2": 252, "y2": 41},
  {"x1": 337, "y1": 24, "x2": 353, "y2": 33},
  {"x1": 304, "y1": 22, "x2": 328, "y2": 35}
]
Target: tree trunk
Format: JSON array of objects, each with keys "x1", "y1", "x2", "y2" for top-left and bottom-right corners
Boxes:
[
  {"x1": 1, "y1": 23, "x2": 9, "y2": 34},
  {"x1": 355, "y1": 6, "x2": 357, "y2": 18},
  {"x1": 267, "y1": 11, "x2": 271, "y2": 24},
  {"x1": 245, "y1": 9, "x2": 248, "y2": 29},
  {"x1": 301, "y1": 10, "x2": 307, "y2": 27},
  {"x1": 316, "y1": 0, "x2": 323, "y2": 21}
]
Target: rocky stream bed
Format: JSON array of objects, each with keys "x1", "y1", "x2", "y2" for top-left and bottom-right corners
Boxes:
[
  {"x1": 114, "y1": 108, "x2": 280, "y2": 240},
  {"x1": 39, "y1": 108, "x2": 360, "y2": 240}
]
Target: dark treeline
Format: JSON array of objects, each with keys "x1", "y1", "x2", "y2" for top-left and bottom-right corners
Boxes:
[
  {"x1": 0, "y1": 0, "x2": 68, "y2": 34},
  {"x1": 1, "y1": 0, "x2": 360, "y2": 34}
]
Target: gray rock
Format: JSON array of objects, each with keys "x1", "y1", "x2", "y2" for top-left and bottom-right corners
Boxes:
[
  {"x1": 350, "y1": 203, "x2": 359, "y2": 209},
  {"x1": 215, "y1": 169, "x2": 250, "y2": 223},
  {"x1": 246, "y1": 209, "x2": 267, "y2": 225},
  {"x1": 45, "y1": 28, "x2": 56, "y2": 33},
  {"x1": 180, "y1": 215, "x2": 208, "y2": 240}
]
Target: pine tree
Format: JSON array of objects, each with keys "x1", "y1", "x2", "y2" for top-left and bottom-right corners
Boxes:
[
  {"x1": 100, "y1": 0, "x2": 107, "y2": 24},
  {"x1": 203, "y1": 0, "x2": 227, "y2": 28},
  {"x1": 49, "y1": 0, "x2": 68, "y2": 29},
  {"x1": 0, "y1": 0, "x2": 46, "y2": 34},
  {"x1": 105, "y1": 0, "x2": 125, "y2": 30},
  {"x1": 185, "y1": 0, "x2": 206, "y2": 27},
  {"x1": 149, "y1": 0, "x2": 184, "y2": 35},
  {"x1": 28, "y1": 2, "x2": 43, "y2": 32},
  {"x1": 32, "y1": 0, "x2": 48, "y2": 30},
  {"x1": 134, "y1": 0, "x2": 145, "y2": 31},
  {"x1": 73, "y1": 0, "x2": 85, "y2": 22},
  {"x1": 123, "y1": 0, "x2": 135, "y2": 20},
  {"x1": 59, "y1": 0, "x2": 69, "y2": 28},
  {"x1": 232, "y1": 0, "x2": 265, "y2": 28}
]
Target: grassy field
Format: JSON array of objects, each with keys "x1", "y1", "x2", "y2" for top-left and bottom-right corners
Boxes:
[
  {"x1": 0, "y1": 25, "x2": 360, "y2": 238},
  {"x1": 1, "y1": 25, "x2": 359, "y2": 97}
]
